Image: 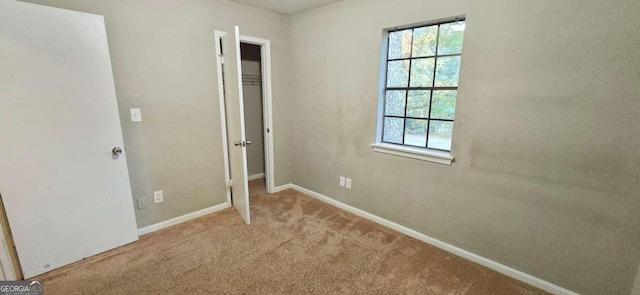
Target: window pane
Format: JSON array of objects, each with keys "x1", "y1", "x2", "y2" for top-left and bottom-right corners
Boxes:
[
  {"x1": 386, "y1": 60, "x2": 410, "y2": 87},
  {"x1": 383, "y1": 117, "x2": 404, "y2": 144},
  {"x1": 427, "y1": 121, "x2": 454, "y2": 150},
  {"x1": 409, "y1": 58, "x2": 435, "y2": 87},
  {"x1": 388, "y1": 29, "x2": 412, "y2": 59},
  {"x1": 430, "y1": 90, "x2": 457, "y2": 119},
  {"x1": 404, "y1": 119, "x2": 428, "y2": 147},
  {"x1": 434, "y1": 56, "x2": 461, "y2": 87},
  {"x1": 384, "y1": 90, "x2": 406, "y2": 116},
  {"x1": 438, "y1": 21, "x2": 465, "y2": 55},
  {"x1": 412, "y1": 26, "x2": 438, "y2": 57},
  {"x1": 406, "y1": 90, "x2": 430, "y2": 118}
]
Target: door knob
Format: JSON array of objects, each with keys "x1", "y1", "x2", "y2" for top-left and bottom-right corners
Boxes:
[
  {"x1": 233, "y1": 140, "x2": 251, "y2": 147},
  {"x1": 112, "y1": 147, "x2": 122, "y2": 155}
]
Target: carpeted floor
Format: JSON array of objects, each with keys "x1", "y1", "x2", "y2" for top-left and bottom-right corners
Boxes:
[{"x1": 33, "y1": 179, "x2": 547, "y2": 294}]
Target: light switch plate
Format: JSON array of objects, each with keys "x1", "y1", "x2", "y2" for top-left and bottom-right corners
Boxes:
[
  {"x1": 130, "y1": 108, "x2": 142, "y2": 122},
  {"x1": 339, "y1": 176, "x2": 345, "y2": 187},
  {"x1": 154, "y1": 191, "x2": 163, "y2": 203},
  {"x1": 345, "y1": 178, "x2": 352, "y2": 189}
]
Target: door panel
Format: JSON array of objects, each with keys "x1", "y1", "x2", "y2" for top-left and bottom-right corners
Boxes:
[
  {"x1": 0, "y1": 1, "x2": 138, "y2": 278},
  {"x1": 220, "y1": 26, "x2": 251, "y2": 225}
]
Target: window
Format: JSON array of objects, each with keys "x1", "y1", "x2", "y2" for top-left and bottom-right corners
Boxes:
[{"x1": 380, "y1": 19, "x2": 465, "y2": 152}]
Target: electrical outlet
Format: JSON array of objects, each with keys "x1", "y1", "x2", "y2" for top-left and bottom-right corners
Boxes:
[
  {"x1": 137, "y1": 197, "x2": 149, "y2": 210},
  {"x1": 345, "y1": 178, "x2": 352, "y2": 189},
  {"x1": 154, "y1": 191, "x2": 163, "y2": 203},
  {"x1": 339, "y1": 176, "x2": 346, "y2": 187}
]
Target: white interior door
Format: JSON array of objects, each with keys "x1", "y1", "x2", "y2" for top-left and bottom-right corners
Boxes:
[
  {"x1": 0, "y1": 1, "x2": 139, "y2": 278},
  {"x1": 220, "y1": 26, "x2": 251, "y2": 225}
]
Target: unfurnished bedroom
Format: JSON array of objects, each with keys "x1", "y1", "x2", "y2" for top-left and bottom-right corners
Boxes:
[{"x1": 0, "y1": 0, "x2": 639, "y2": 294}]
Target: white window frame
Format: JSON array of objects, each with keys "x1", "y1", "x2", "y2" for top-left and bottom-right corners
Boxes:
[{"x1": 373, "y1": 18, "x2": 465, "y2": 165}]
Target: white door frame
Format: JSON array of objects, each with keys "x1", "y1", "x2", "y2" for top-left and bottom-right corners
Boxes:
[
  {"x1": 214, "y1": 31, "x2": 275, "y2": 204},
  {"x1": 0, "y1": 196, "x2": 20, "y2": 280}
]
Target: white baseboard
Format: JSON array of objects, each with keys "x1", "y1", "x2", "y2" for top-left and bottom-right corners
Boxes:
[
  {"x1": 287, "y1": 184, "x2": 578, "y2": 295},
  {"x1": 248, "y1": 173, "x2": 265, "y2": 181},
  {"x1": 137, "y1": 203, "x2": 230, "y2": 236},
  {"x1": 272, "y1": 183, "x2": 293, "y2": 193}
]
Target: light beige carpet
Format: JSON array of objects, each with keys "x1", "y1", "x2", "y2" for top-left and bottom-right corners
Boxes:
[{"x1": 34, "y1": 180, "x2": 547, "y2": 294}]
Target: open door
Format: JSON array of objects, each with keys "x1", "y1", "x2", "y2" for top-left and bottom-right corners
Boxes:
[
  {"x1": 0, "y1": 1, "x2": 139, "y2": 277},
  {"x1": 220, "y1": 26, "x2": 251, "y2": 225}
]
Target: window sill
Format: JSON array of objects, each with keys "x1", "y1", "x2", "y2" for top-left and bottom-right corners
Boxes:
[{"x1": 371, "y1": 143, "x2": 454, "y2": 165}]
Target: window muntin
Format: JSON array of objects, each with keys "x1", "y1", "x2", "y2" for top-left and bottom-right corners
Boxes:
[{"x1": 382, "y1": 20, "x2": 465, "y2": 152}]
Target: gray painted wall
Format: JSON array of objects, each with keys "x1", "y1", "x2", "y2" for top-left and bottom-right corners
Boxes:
[
  {"x1": 22, "y1": 0, "x2": 293, "y2": 228},
  {"x1": 633, "y1": 267, "x2": 640, "y2": 295},
  {"x1": 287, "y1": 0, "x2": 640, "y2": 294}
]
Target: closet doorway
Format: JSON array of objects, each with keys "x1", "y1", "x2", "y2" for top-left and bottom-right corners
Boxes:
[
  {"x1": 240, "y1": 43, "x2": 267, "y2": 185},
  {"x1": 214, "y1": 31, "x2": 275, "y2": 220}
]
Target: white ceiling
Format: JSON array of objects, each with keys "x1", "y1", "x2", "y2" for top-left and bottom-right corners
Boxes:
[{"x1": 228, "y1": 0, "x2": 343, "y2": 15}]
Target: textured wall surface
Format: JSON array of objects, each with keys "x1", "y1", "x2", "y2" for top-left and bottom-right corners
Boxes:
[
  {"x1": 22, "y1": 0, "x2": 293, "y2": 228},
  {"x1": 633, "y1": 267, "x2": 640, "y2": 295},
  {"x1": 287, "y1": 0, "x2": 640, "y2": 294}
]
